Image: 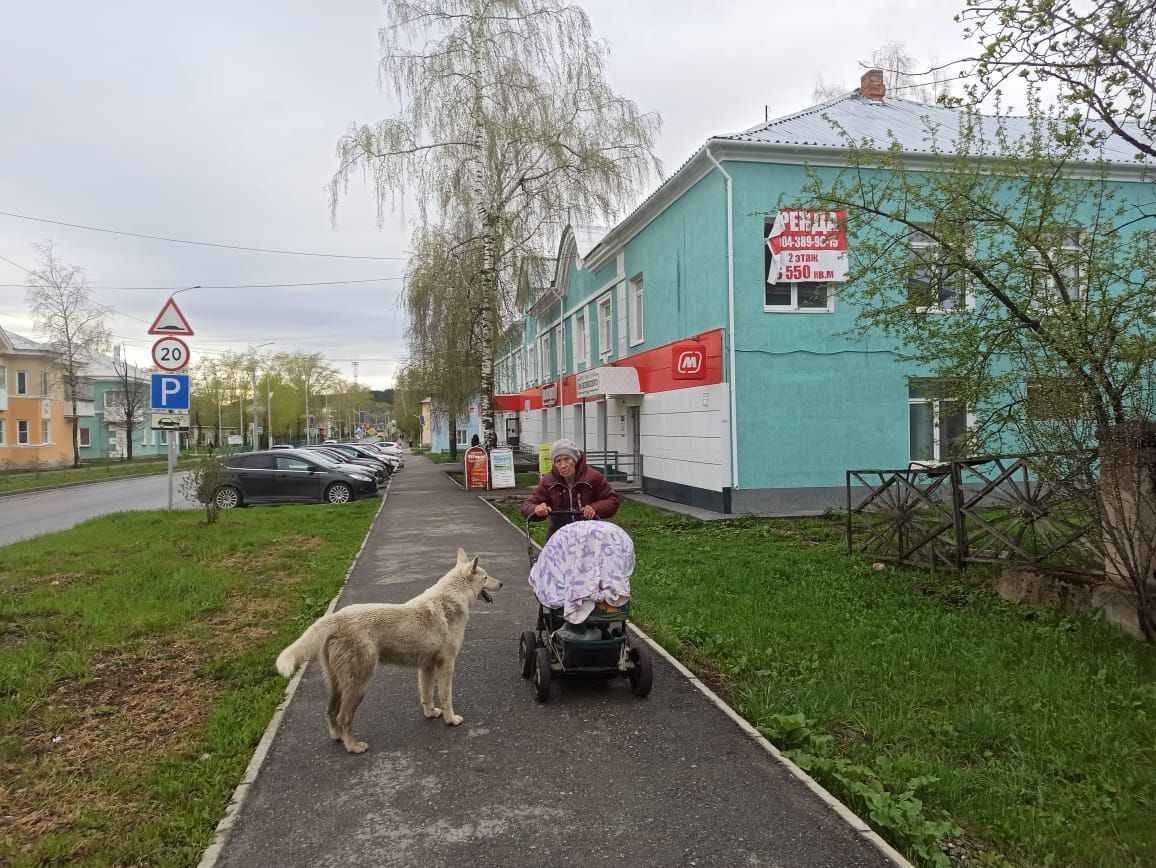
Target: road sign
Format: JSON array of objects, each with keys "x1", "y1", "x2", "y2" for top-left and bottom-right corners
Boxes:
[
  {"x1": 151, "y1": 373, "x2": 190, "y2": 410},
  {"x1": 151, "y1": 336, "x2": 191, "y2": 372},
  {"x1": 148, "y1": 298, "x2": 195, "y2": 336},
  {"x1": 150, "y1": 412, "x2": 190, "y2": 430}
]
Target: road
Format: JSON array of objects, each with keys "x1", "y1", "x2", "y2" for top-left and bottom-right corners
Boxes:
[{"x1": 0, "y1": 473, "x2": 195, "y2": 547}]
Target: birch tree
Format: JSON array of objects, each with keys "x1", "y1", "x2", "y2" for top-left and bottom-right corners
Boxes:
[
  {"x1": 25, "y1": 242, "x2": 110, "y2": 466},
  {"x1": 330, "y1": 0, "x2": 661, "y2": 447}
]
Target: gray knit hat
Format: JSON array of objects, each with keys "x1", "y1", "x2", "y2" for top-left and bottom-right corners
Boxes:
[{"x1": 549, "y1": 439, "x2": 581, "y2": 464}]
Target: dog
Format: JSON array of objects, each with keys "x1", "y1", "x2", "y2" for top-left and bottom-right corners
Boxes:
[{"x1": 275, "y1": 548, "x2": 502, "y2": 754}]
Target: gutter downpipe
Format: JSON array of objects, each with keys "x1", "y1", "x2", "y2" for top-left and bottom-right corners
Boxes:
[{"x1": 705, "y1": 146, "x2": 739, "y2": 498}]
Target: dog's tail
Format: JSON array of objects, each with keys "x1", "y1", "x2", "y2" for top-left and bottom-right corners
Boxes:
[{"x1": 275, "y1": 616, "x2": 331, "y2": 678}]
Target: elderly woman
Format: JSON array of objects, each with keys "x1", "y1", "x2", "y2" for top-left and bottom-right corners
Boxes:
[{"x1": 520, "y1": 439, "x2": 620, "y2": 540}]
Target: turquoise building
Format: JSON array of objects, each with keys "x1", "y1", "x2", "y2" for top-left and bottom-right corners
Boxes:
[
  {"x1": 493, "y1": 71, "x2": 1150, "y2": 514},
  {"x1": 74, "y1": 349, "x2": 170, "y2": 460}
]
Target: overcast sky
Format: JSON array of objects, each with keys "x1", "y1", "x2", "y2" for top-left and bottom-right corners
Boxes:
[{"x1": 0, "y1": 0, "x2": 968, "y2": 389}]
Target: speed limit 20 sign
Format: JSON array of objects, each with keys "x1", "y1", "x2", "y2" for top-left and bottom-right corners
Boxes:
[{"x1": 152, "y1": 336, "x2": 191, "y2": 372}]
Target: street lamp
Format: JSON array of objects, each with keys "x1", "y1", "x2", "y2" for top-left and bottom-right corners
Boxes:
[{"x1": 249, "y1": 343, "x2": 273, "y2": 449}]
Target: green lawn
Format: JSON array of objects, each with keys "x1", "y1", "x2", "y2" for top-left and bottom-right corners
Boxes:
[
  {"x1": 0, "y1": 455, "x2": 199, "y2": 495},
  {"x1": 502, "y1": 500, "x2": 1156, "y2": 867},
  {"x1": 0, "y1": 500, "x2": 379, "y2": 866}
]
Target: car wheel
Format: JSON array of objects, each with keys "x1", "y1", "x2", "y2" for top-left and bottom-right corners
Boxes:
[
  {"x1": 532, "y1": 646, "x2": 552, "y2": 703},
  {"x1": 628, "y1": 641, "x2": 653, "y2": 698},
  {"x1": 325, "y1": 483, "x2": 353, "y2": 504},
  {"x1": 214, "y1": 485, "x2": 242, "y2": 510},
  {"x1": 518, "y1": 630, "x2": 537, "y2": 678}
]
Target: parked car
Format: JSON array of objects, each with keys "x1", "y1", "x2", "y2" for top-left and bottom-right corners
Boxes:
[
  {"x1": 213, "y1": 449, "x2": 378, "y2": 508},
  {"x1": 309, "y1": 443, "x2": 394, "y2": 475},
  {"x1": 301, "y1": 445, "x2": 390, "y2": 481}
]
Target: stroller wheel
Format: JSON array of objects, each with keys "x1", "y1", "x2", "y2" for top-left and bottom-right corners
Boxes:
[
  {"x1": 518, "y1": 630, "x2": 537, "y2": 678},
  {"x1": 532, "y1": 647, "x2": 552, "y2": 703},
  {"x1": 628, "y1": 642, "x2": 654, "y2": 698}
]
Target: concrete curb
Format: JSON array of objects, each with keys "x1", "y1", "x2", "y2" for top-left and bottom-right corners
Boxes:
[
  {"x1": 0, "y1": 468, "x2": 178, "y2": 499},
  {"x1": 196, "y1": 480, "x2": 392, "y2": 868},
  {"x1": 480, "y1": 495, "x2": 914, "y2": 868}
]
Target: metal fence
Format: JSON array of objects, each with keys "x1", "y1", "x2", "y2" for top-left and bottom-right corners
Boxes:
[
  {"x1": 846, "y1": 454, "x2": 1103, "y2": 575},
  {"x1": 515, "y1": 445, "x2": 643, "y2": 487}
]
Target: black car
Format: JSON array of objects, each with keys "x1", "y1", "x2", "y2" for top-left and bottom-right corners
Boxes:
[{"x1": 213, "y1": 449, "x2": 378, "y2": 508}]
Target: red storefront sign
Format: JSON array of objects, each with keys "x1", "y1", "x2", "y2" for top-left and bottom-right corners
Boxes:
[
  {"x1": 671, "y1": 342, "x2": 707, "y2": 380},
  {"x1": 541, "y1": 381, "x2": 559, "y2": 407},
  {"x1": 464, "y1": 446, "x2": 489, "y2": 490}
]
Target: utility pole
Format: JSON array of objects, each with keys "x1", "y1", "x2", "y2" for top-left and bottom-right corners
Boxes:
[{"x1": 267, "y1": 374, "x2": 273, "y2": 447}]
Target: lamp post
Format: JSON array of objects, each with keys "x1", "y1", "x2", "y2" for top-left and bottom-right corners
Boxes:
[{"x1": 249, "y1": 343, "x2": 273, "y2": 449}]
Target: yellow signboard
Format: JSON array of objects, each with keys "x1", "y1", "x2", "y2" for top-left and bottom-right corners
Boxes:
[{"x1": 539, "y1": 442, "x2": 553, "y2": 475}]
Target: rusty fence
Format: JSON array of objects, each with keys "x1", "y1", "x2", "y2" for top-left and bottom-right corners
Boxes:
[{"x1": 845, "y1": 455, "x2": 1103, "y2": 575}]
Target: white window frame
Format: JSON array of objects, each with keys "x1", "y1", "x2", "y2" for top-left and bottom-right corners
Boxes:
[
  {"x1": 0, "y1": 419, "x2": 5, "y2": 444},
  {"x1": 0, "y1": 364, "x2": 6, "y2": 390},
  {"x1": 16, "y1": 371, "x2": 28, "y2": 395},
  {"x1": 41, "y1": 419, "x2": 50, "y2": 444},
  {"x1": 1030, "y1": 231, "x2": 1083, "y2": 312},
  {"x1": 908, "y1": 382, "x2": 972, "y2": 465},
  {"x1": 556, "y1": 324, "x2": 566, "y2": 375},
  {"x1": 573, "y1": 311, "x2": 588, "y2": 366},
  {"x1": 628, "y1": 275, "x2": 644, "y2": 346},
  {"x1": 79, "y1": 426, "x2": 91, "y2": 447},
  {"x1": 597, "y1": 295, "x2": 613, "y2": 358},
  {"x1": 763, "y1": 281, "x2": 834, "y2": 313},
  {"x1": 158, "y1": 429, "x2": 170, "y2": 446},
  {"x1": 40, "y1": 371, "x2": 50, "y2": 396},
  {"x1": 18, "y1": 420, "x2": 30, "y2": 444},
  {"x1": 456, "y1": 425, "x2": 469, "y2": 448},
  {"x1": 908, "y1": 227, "x2": 973, "y2": 313}
]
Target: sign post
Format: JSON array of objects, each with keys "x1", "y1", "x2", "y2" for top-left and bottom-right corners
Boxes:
[{"x1": 148, "y1": 296, "x2": 194, "y2": 509}]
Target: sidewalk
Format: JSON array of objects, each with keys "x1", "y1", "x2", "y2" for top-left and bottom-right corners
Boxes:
[{"x1": 204, "y1": 456, "x2": 904, "y2": 867}]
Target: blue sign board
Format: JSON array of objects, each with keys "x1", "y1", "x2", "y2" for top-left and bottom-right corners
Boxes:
[{"x1": 151, "y1": 373, "x2": 190, "y2": 411}]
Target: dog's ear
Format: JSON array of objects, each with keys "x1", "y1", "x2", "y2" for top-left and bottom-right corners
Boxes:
[
  {"x1": 457, "y1": 547, "x2": 468, "y2": 564},
  {"x1": 469, "y1": 556, "x2": 479, "y2": 576}
]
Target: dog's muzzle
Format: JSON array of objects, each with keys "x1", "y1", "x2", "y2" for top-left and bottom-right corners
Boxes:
[{"x1": 478, "y1": 580, "x2": 502, "y2": 603}]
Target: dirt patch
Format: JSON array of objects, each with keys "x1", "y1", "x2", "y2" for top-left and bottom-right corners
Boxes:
[
  {"x1": 8, "y1": 572, "x2": 99, "y2": 596},
  {"x1": 2, "y1": 641, "x2": 219, "y2": 840},
  {"x1": 205, "y1": 592, "x2": 293, "y2": 655}
]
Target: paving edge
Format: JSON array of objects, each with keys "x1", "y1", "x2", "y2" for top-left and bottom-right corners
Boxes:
[
  {"x1": 196, "y1": 479, "x2": 392, "y2": 868},
  {"x1": 480, "y1": 495, "x2": 914, "y2": 868}
]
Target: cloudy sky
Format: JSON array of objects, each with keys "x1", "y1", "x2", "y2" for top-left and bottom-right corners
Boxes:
[{"x1": 0, "y1": 0, "x2": 969, "y2": 389}]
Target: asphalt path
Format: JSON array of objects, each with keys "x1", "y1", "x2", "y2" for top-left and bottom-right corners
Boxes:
[
  {"x1": 0, "y1": 472, "x2": 195, "y2": 546},
  {"x1": 208, "y1": 457, "x2": 898, "y2": 868}
]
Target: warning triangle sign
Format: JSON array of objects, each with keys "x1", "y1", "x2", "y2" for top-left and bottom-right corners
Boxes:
[{"x1": 148, "y1": 298, "x2": 195, "y2": 336}]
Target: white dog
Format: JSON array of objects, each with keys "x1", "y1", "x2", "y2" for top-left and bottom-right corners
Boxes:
[{"x1": 276, "y1": 549, "x2": 502, "y2": 754}]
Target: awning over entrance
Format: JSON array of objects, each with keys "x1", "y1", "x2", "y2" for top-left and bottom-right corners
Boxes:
[{"x1": 575, "y1": 365, "x2": 642, "y2": 399}]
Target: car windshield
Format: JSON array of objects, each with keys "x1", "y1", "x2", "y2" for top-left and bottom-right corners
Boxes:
[{"x1": 304, "y1": 450, "x2": 342, "y2": 468}]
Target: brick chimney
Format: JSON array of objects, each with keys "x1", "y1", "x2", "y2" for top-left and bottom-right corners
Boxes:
[{"x1": 860, "y1": 68, "x2": 886, "y2": 101}]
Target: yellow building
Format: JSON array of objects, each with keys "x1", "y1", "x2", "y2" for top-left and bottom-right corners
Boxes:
[{"x1": 0, "y1": 325, "x2": 75, "y2": 468}]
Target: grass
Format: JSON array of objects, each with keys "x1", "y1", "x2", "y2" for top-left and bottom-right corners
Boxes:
[
  {"x1": 499, "y1": 499, "x2": 1156, "y2": 867},
  {"x1": 0, "y1": 499, "x2": 379, "y2": 866},
  {"x1": 0, "y1": 455, "x2": 202, "y2": 495}
]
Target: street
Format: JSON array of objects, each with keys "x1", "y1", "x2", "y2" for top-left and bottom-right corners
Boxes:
[{"x1": 0, "y1": 473, "x2": 195, "y2": 547}]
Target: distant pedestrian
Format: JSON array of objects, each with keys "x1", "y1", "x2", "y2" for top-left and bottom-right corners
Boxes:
[{"x1": 471, "y1": 434, "x2": 480, "y2": 447}]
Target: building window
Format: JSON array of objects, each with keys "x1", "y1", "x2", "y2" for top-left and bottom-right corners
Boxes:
[
  {"x1": 158, "y1": 429, "x2": 170, "y2": 446},
  {"x1": 40, "y1": 371, "x2": 50, "y2": 396},
  {"x1": 0, "y1": 419, "x2": 5, "y2": 444},
  {"x1": 629, "y1": 275, "x2": 644, "y2": 345},
  {"x1": 764, "y1": 281, "x2": 832, "y2": 312},
  {"x1": 908, "y1": 226, "x2": 968, "y2": 312},
  {"x1": 598, "y1": 295, "x2": 613, "y2": 357},
  {"x1": 556, "y1": 324, "x2": 566, "y2": 374},
  {"x1": 456, "y1": 426, "x2": 469, "y2": 448},
  {"x1": 574, "y1": 311, "x2": 588, "y2": 365},
  {"x1": 79, "y1": 427, "x2": 91, "y2": 447},
  {"x1": 41, "y1": 420, "x2": 50, "y2": 444},
  {"x1": 0, "y1": 364, "x2": 6, "y2": 390},
  {"x1": 18, "y1": 420, "x2": 30, "y2": 444},
  {"x1": 909, "y1": 380, "x2": 968, "y2": 464},
  {"x1": 16, "y1": 371, "x2": 28, "y2": 395},
  {"x1": 1031, "y1": 231, "x2": 1082, "y2": 310}
]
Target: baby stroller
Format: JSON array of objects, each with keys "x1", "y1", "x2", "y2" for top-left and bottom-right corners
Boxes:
[{"x1": 518, "y1": 510, "x2": 653, "y2": 702}]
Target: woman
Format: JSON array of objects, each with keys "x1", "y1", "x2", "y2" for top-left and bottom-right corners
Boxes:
[{"x1": 520, "y1": 439, "x2": 620, "y2": 540}]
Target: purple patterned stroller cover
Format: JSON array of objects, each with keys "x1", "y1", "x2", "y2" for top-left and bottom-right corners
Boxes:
[{"x1": 528, "y1": 520, "x2": 634, "y2": 624}]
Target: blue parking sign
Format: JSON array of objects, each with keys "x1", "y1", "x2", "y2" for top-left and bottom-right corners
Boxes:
[{"x1": 151, "y1": 373, "x2": 190, "y2": 410}]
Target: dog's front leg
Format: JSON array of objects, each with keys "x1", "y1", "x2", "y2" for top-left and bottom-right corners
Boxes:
[
  {"x1": 419, "y1": 665, "x2": 442, "y2": 719},
  {"x1": 435, "y1": 662, "x2": 463, "y2": 726}
]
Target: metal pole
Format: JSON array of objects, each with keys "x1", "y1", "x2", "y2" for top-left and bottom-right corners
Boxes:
[
  {"x1": 304, "y1": 388, "x2": 310, "y2": 445},
  {"x1": 251, "y1": 367, "x2": 258, "y2": 449},
  {"x1": 167, "y1": 432, "x2": 176, "y2": 510},
  {"x1": 267, "y1": 375, "x2": 273, "y2": 448}
]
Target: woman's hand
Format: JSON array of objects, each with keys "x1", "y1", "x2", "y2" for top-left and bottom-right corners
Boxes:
[
  {"x1": 534, "y1": 503, "x2": 551, "y2": 517},
  {"x1": 581, "y1": 505, "x2": 596, "y2": 519}
]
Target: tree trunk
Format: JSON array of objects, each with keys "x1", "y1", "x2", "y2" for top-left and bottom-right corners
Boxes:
[{"x1": 69, "y1": 371, "x2": 80, "y2": 467}]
